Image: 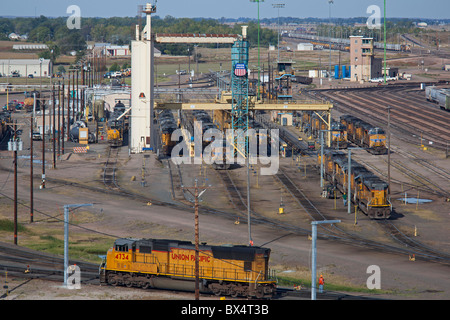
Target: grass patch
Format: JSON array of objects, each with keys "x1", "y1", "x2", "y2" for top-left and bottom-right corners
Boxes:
[
  {"x1": 274, "y1": 268, "x2": 391, "y2": 295},
  {"x1": 26, "y1": 235, "x2": 112, "y2": 264},
  {"x1": 0, "y1": 218, "x2": 30, "y2": 234}
]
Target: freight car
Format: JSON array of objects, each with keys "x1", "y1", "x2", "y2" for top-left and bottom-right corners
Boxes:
[
  {"x1": 99, "y1": 238, "x2": 277, "y2": 298},
  {"x1": 319, "y1": 150, "x2": 391, "y2": 219},
  {"x1": 340, "y1": 115, "x2": 386, "y2": 155},
  {"x1": 436, "y1": 89, "x2": 450, "y2": 111},
  {"x1": 426, "y1": 86, "x2": 450, "y2": 110}
]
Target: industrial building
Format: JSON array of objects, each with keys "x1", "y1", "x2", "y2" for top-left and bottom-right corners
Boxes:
[
  {"x1": 349, "y1": 36, "x2": 382, "y2": 82},
  {"x1": 296, "y1": 43, "x2": 314, "y2": 51},
  {"x1": 0, "y1": 59, "x2": 52, "y2": 78}
]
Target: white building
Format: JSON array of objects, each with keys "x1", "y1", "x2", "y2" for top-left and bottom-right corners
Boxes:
[
  {"x1": 0, "y1": 59, "x2": 52, "y2": 77},
  {"x1": 297, "y1": 43, "x2": 313, "y2": 51},
  {"x1": 105, "y1": 45, "x2": 130, "y2": 56}
]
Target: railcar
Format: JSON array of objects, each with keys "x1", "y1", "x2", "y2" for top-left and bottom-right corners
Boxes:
[{"x1": 100, "y1": 238, "x2": 277, "y2": 298}]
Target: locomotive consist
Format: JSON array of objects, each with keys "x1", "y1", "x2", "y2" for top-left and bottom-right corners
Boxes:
[
  {"x1": 158, "y1": 110, "x2": 178, "y2": 156},
  {"x1": 340, "y1": 115, "x2": 387, "y2": 155},
  {"x1": 319, "y1": 150, "x2": 391, "y2": 219},
  {"x1": 100, "y1": 238, "x2": 277, "y2": 298}
]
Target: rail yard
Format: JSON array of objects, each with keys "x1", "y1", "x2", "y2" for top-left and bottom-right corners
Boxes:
[{"x1": 0, "y1": 2, "x2": 450, "y2": 304}]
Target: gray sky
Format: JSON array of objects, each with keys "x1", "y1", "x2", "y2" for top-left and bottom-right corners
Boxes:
[{"x1": 4, "y1": 0, "x2": 450, "y2": 19}]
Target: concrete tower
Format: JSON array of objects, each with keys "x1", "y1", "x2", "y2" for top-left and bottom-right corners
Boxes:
[{"x1": 130, "y1": 3, "x2": 156, "y2": 153}]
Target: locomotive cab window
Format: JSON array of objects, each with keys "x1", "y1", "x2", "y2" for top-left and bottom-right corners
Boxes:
[
  {"x1": 115, "y1": 244, "x2": 128, "y2": 252},
  {"x1": 244, "y1": 261, "x2": 252, "y2": 272}
]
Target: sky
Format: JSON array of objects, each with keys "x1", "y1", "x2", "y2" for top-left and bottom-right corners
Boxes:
[{"x1": 3, "y1": 0, "x2": 449, "y2": 20}]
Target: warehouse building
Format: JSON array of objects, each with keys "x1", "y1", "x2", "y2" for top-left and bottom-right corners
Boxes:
[{"x1": 0, "y1": 59, "x2": 53, "y2": 78}]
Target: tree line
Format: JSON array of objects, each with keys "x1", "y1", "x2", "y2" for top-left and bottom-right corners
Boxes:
[{"x1": 0, "y1": 15, "x2": 278, "y2": 59}]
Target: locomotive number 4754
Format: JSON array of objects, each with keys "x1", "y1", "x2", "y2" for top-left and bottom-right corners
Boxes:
[{"x1": 115, "y1": 253, "x2": 129, "y2": 260}]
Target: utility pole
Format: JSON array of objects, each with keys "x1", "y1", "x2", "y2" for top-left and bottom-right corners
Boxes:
[
  {"x1": 13, "y1": 121, "x2": 18, "y2": 245},
  {"x1": 250, "y1": 0, "x2": 264, "y2": 100},
  {"x1": 62, "y1": 81, "x2": 65, "y2": 154},
  {"x1": 347, "y1": 147, "x2": 362, "y2": 214},
  {"x1": 328, "y1": 0, "x2": 334, "y2": 81},
  {"x1": 383, "y1": 0, "x2": 387, "y2": 84},
  {"x1": 41, "y1": 91, "x2": 46, "y2": 189},
  {"x1": 67, "y1": 72, "x2": 71, "y2": 142},
  {"x1": 52, "y1": 84, "x2": 56, "y2": 169},
  {"x1": 387, "y1": 106, "x2": 392, "y2": 195},
  {"x1": 182, "y1": 179, "x2": 211, "y2": 300},
  {"x1": 30, "y1": 94, "x2": 35, "y2": 223},
  {"x1": 272, "y1": 3, "x2": 285, "y2": 63},
  {"x1": 8, "y1": 121, "x2": 22, "y2": 244}
]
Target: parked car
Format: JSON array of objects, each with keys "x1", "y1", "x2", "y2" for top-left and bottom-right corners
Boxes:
[{"x1": 32, "y1": 132, "x2": 42, "y2": 141}]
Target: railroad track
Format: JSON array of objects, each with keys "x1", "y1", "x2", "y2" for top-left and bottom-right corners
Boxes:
[
  {"x1": 215, "y1": 169, "x2": 249, "y2": 215},
  {"x1": 312, "y1": 87, "x2": 450, "y2": 150},
  {"x1": 0, "y1": 241, "x2": 99, "y2": 285},
  {"x1": 102, "y1": 146, "x2": 120, "y2": 190},
  {"x1": 378, "y1": 220, "x2": 450, "y2": 264}
]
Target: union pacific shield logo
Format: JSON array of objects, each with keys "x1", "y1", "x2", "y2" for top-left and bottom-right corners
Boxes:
[{"x1": 234, "y1": 63, "x2": 247, "y2": 77}]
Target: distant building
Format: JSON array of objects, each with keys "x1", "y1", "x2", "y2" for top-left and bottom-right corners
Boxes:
[
  {"x1": 349, "y1": 36, "x2": 382, "y2": 82},
  {"x1": 12, "y1": 44, "x2": 48, "y2": 50},
  {"x1": 0, "y1": 59, "x2": 52, "y2": 78},
  {"x1": 105, "y1": 45, "x2": 130, "y2": 56},
  {"x1": 297, "y1": 43, "x2": 313, "y2": 51},
  {"x1": 8, "y1": 33, "x2": 20, "y2": 40}
]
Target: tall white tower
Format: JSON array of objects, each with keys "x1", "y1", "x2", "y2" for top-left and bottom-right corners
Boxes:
[{"x1": 130, "y1": 3, "x2": 156, "y2": 153}]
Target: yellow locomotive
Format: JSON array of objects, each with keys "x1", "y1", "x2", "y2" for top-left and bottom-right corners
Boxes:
[
  {"x1": 100, "y1": 238, "x2": 277, "y2": 298},
  {"x1": 340, "y1": 115, "x2": 386, "y2": 155},
  {"x1": 106, "y1": 119, "x2": 123, "y2": 147},
  {"x1": 158, "y1": 110, "x2": 178, "y2": 156},
  {"x1": 319, "y1": 150, "x2": 391, "y2": 219}
]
